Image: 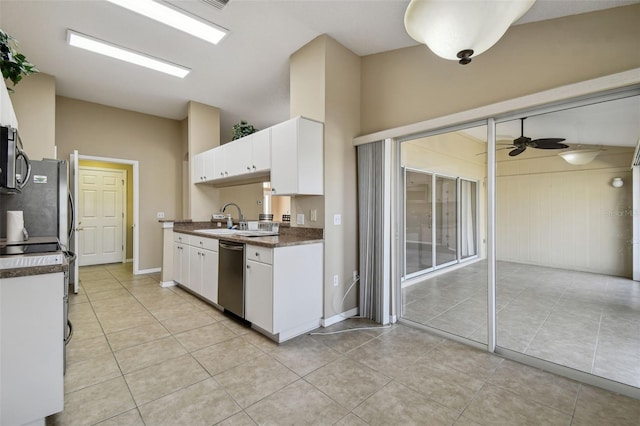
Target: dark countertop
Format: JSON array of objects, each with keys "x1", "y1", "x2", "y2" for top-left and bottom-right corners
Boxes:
[
  {"x1": 171, "y1": 221, "x2": 323, "y2": 248},
  {"x1": 0, "y1": 257, "x2": 69, "y2": 279}
]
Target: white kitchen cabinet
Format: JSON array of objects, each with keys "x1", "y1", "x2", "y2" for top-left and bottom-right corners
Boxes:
[
  {"x1": 270, "y1": 117, "x2": 323, "y2": 195},
  {"x1": 245, "y1": 242, "x2": 323, "y2": 342},
  {"x1": 188, "y1": 235, "x2": 219, "y2": 304},
  {"x1": 172, "y1": 233, "x2": 190, "y2": 286},
  {"x1": 1, "y1": 272, "x2": 64, "y2": 425},
  {"x1": 211, "y1": 129, "x2": 271, "y2": 182},
  {"x1": 248, "y1": 128, "x2": 271, "y2": 173},
  {"x1": 192, "y1": 149, "x2": 216, "y2": 184}
]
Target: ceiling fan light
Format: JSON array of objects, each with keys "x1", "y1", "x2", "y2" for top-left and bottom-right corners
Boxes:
[
  {"x1": 558, "y1": 150, "x2": 600, "y2": 166},
  {"x1": 404, "y1": 0, "x2": 536, "y2": 63}
]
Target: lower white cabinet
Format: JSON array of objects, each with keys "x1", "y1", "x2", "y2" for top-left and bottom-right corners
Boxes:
[
  {"x1": 1, "y1": 272, "x2": 64, "y2": 425},
  {"x1": 173, "y1": 233, "x2": 190, "y2": 287},
  {"x1": 245, "y1": 242, "x2": 323, "y2": 342},
  {"x1": 173, "y1": 233, "x2": 218, "y2": 304}
]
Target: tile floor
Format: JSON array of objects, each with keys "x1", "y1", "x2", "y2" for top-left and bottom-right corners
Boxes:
[
  {"x1": 403, "y1": 260, "x2": 640, "y2": 389},
  {"x1": 48, "y1": 263, "x2": 640, "y2": 425}
]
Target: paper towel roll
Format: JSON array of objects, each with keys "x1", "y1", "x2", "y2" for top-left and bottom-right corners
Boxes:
[{"x1": 7, "y1": 210, "x2": 25, "y2": 242}]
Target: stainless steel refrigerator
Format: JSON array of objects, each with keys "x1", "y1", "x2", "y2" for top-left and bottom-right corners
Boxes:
[{"x1": 0, "y1": 159, "x2": 75, "y2": 281}]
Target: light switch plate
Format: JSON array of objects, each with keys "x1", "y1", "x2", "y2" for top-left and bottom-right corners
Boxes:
[
  {"x1": 310, "y1": 209, "x2": 317, "y2": 221},
  {"x1": 297, "y1": 213, "x2": 305, "y2": 225},
  {"x1": 333, "y1": 214, "x2": 341, "y2": 225}
]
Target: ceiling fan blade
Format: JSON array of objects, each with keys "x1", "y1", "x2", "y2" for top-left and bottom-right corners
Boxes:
[
  {"x1": 532, "y1": 138, "x2": 568, "y2": 149},
  {"x1": 509, "y1": 146, "x2": 526, "y2": 157}
]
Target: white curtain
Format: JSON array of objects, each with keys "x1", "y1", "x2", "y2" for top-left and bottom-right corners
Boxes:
[{"x1": 357, "y1": 141, "x2": 386, "y2": 322}]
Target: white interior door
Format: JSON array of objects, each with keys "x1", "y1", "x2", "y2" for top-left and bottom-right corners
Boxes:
[
  {"x1": 69, "y1": 150, "x2": 79, "y2": 293},
  {"x1": 78, "y1": 167, "x2": 125, "y2": 266}
]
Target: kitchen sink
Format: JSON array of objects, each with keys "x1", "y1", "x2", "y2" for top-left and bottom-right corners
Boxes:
[{"x1": 194, "y1": 229, "x2": 279, "y2": 237}]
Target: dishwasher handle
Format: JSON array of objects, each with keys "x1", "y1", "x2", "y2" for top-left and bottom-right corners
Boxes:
[{"x1": 219, "y1": 241, "x2": 244, "y2": 251}]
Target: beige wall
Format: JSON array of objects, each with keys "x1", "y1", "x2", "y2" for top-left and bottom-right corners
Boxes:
[
  {"x1": 55, "y1": 96, "x2": 183, "y2": 271},
  {"x1": 290, "y1": 35, "x2": 361, "y2": 318},
  {"x1": 218, "y1": 182, "x2": 264, "y2": 221},
  {"x1": 187, "y1": 101, "x2": 220, "y2": 221},
  {"x1": 361, "y1": 4, "x2": 640, "y2": 135},
  {"x1": 9, "y1": 73, "x2": 56, "y2": 160},
  {"x1": 79, "y1": 159, "x2": 134, "y2": 260},
  {"x1": 496, "y1": 147, "x2": 634, "y2": 277}
]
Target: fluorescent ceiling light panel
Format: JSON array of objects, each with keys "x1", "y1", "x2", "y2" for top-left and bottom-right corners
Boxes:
[
  {"x1": 105, "y1": 0, "x2": 228, "y2": 44},
  {"x1": 67, "y1": 30, "x2": 190, "y2": 78}
]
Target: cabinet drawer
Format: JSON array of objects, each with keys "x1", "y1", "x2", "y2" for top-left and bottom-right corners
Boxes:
[
  {"x1": 246, "y1": 245, "x2": 272, "y2": 264},
  {"x1": 174, "y1": 233, "x2": 189, "y2": 244},
  {"x1": 189, "y1": 235, "x2": 219, "y2": 252}
]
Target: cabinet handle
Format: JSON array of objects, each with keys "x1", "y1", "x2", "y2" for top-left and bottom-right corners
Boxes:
[
  {"x1": 271, "y1": 188, "x2": 276, "y2": 193},
  {"x1": 220, "y1": 172, "x2": 224, "y2": 176},
  {"x1": 246, "y1": 264, "x2": 250, "y2": 269},
  {"x1": 255, "y1": 252, "x2": 260, "y2": 257},
  {"x1": 252, "y1": 165, "x2": 256, "y2": 170},
  {"x1": 247, "y1": 166, "x2": 251, "y2": 171},
  {"x1": 225, "y1": 171, "x2": 228, "y2": 176}
]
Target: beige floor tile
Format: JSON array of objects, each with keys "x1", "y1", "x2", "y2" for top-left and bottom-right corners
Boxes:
[
  {"x1": 95, "y1": 408, "x2": 145, "y2": 425},
  {"x1": 89, "y1": 294, "x2": 139, "y2": 310},
  {"x1": 174, "y1": 322, "x2": 238, "y2": 352},
  {"x1": 82, "y1": 281, "x2": 123, "y2": 295},
  {"x1": 309, "y1": 321, "x2": 389, "y2": 354},
  {"x1": 106, "y1": 322, "x2": 171, "y2": 352},
  {"x1": 393, "y1": 358, "x2": 484, "y2": 413},
  {"x1": 64, "y1": 352, "x2": 122, "y2": 394},
  {"x1": 488, "y1": 359, "x2": 580, "y2": 414},
  {"x1": 69, "y1": 316, "x2": 105, "y2": 342},
  {"x1": 246, "y1": 379, "x2": 347, "y2": 425},
  {"x1": 215, "y1": 354, "x2": 299, "y2": 408},
  {"x1": 216, "y1": 411, "x2": 257, "y2": 426},
  {"x1": 133, "y1": 290, "x2": 186, "y2": 310},
  {"x1": 240, "y1": 329, "x2": 280, "y2": 352},
  {"x1": 148, "y1": 301, "x2": 205, "y2": 320},
  {"x1": 160, "y1": 310, "x2": 220, "y2": 334},
  {"x1": 572, "y1": 384, "x2": 640, "y2": 426},
  {"x1": 192, "y1": 336, "x2": 263, "y2": 376},
  {"x1": 305, "y1": 357, "x2": 391, "y2": 410},
  {"x1": 419, "y1": 339, "x2": 503, "y2": 381},
  {"x1": 68, "y1": 301, "x2": 95, "y2": 320},
  {"x1": 114, "y1": 336, "x2": 187, "y2": 374},
  {"x1": 220, "y1": 318, "x2": 253, "y2": 335},
  {"x1": 124, "y1": 354, "x2": 210, "y2": 405},
  {"x1": 49, "y1": 376, "x2": 135, "y2": 426},
  {"x1": 66, "y1": 334, "x2": 112, "y2": 365},
  {"x1": 87, "y1": 287, "x2": 132, "y2": 302},
  {"x1": 96, "y1": 309, "x2": 158, "y2": 334},
  {"x1": 138, "y1": 378, "x2": 241, "y2": 426},
  {"x1": 333, "y1": 413, "x2": 369, "y2": 426},
  {"x1": 269, "y1": 334, "x2": 340, "y2": 376},
  {"x1": 79, "y1": 271, "x2": 116, "y2": 282},
  {"x1": 461, "y1": 384, "x2": 572, "y2": 426},
  {"x1": 352, "y1": 381, "x2": 458, "y2": 426}
]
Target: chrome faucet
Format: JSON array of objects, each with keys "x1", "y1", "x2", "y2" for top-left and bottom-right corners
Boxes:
[{"x1": 221, "y1": 202, "x2": 245, "y2": 227}]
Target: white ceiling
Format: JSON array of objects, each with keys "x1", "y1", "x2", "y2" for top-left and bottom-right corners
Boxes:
[{"x1": 0, "y1": 0, "x2": 638, "y2": 142}]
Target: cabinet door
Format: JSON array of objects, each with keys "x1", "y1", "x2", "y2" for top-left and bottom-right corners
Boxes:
[
  {"x1": 192, "y1": 152, "x2": 206, "y2": 184},
  {"x1": 225, "y1": 138, "x2": 249, "y2": 176},
  {"x1": 200, "y1": 248, "x2": 219, "y2": 303},
  {"x1": 201, "y1": 149, "x2": 216, "y2": 182},
  {"x1": 270, "y1": 119, "x2": 298, "y2": 195},
  {"x1": 245, "y1": 259, "x2": 273, "y2": 333},
  {"x1": 251, "y1": 129, "x2": 271, "y2": 173},
  {"x1": 212, "y1": 144, "x2": 227, "y2": 179},
  {"x1": 188, "y1": 246, "x2": 203, "y2": 294},
  {"x1": 173, "y1": 242, "x2": 188, "y2": 285}
]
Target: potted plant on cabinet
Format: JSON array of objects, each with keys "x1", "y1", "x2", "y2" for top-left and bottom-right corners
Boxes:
[{"x1": 231, "y1": 120, "x2": 258, "y2": 140}]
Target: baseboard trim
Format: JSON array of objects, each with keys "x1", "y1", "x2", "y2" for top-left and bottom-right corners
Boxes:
[
  {"x1": 137, "y1": 267, "x2": 161, "y2": 275},
  {"x1": 321, "y1": 307, "x2": 359, "y2": 327},
  {"x1": 160, "y1": 280, "x2": 177, "y2": 288},
  {"x1": 125, "y1": 258, "x2": 133, "y2": 263}
]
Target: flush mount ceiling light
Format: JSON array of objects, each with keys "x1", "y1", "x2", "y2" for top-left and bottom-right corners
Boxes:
[
  {"x1": 404, "y1": 0, "x2": 536, "y2": 65},
  {"x1": 558, "y1": 149, "x2": 601, "y2": 166},
  {"x1": 67, "y1": 30, "x2": 191, "y2": 78},
  {"x1": 105, "y1": 0, "x2": 228, "y2": 45}
]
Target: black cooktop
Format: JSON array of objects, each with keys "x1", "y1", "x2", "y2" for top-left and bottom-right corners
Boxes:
[{"x1": 0, "y1": 240, "x2": 61, "y2": 256}]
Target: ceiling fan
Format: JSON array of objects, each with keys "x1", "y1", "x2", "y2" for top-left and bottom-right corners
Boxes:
[{"x1": 505, "y1": 117, "x2": 568, "y2": 157}]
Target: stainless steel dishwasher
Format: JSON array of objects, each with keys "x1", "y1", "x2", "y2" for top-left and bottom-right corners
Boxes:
[{"x1": 218, "y1": 240, "x2": 245, "y2": 318}]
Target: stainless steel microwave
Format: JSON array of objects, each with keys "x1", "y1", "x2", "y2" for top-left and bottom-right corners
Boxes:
[{"x1": 0, "y1": 126, "x2": 31, "y2": 193}]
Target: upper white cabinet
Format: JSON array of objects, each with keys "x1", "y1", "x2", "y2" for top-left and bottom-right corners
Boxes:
[
  {"x1": 192, "y1": 117, "x2": 322, "y2": 194},
  {"x1": 271, "y1": 117, "x2": 323, "y2": 195},
  {"x1": 0, "y1": 78, "x2": 18, "y2": 129},
  {"x1": 192, "y1": 149, "x2": 216, "y2": 184}
]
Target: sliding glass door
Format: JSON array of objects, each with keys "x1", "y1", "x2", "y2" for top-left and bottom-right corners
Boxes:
[{"x1": 404, "y1": 170, "x2": 433, "y2": 276}]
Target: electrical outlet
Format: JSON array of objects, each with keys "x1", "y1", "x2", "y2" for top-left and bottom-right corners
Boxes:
[
  {"x1": 333, "y1": 275, "x2": 339, "y2": 287},
  {"x1": 297, "y1": 213, "x2": 305, "y2": 225},
  {"x1": 156, "y1": 212, "x2": 165, "y2": 219},
  {"x1": 333, "y1": 214, "x2": 341, "y2": 225},
  {"x1": 310, "y1": 209, "x2": 317, "y2": 221}
]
